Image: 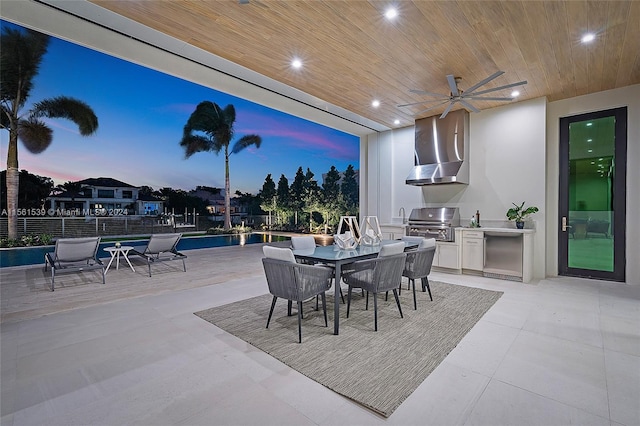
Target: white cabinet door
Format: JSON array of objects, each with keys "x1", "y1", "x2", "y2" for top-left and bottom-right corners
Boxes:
[
  {"x1": 437, "y1": 243, "x2": 459, "y2": 269},
  {"x1": 433, "y1": 245, "x2": 440, "y2": 267},
  {"x1": 462, "y1": 237, "x2": 484, "y2": 271}
]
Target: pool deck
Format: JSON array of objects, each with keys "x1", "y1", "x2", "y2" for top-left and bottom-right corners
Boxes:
[
  {"x1": 0, "y1": 241, "x2": 290, "y2": 324},
  {"x1": 1, "y1": 240, "x2": 639, "y2": 425}
]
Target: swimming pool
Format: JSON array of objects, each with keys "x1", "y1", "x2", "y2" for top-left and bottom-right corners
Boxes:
[{"x1": 0, "y1": 233, "x2": 289, "y2": 268}]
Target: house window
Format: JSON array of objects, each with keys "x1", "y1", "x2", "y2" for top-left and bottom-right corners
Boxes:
[
  {"x1": 122, "y1": 190, "x2": 133, "y2": 199},
  {"x1": 97, "y1": 189, "x2": 114, "y2": 198},
  {"x1": 143, "y1": 202, "x2": 160, "y2": 215}
]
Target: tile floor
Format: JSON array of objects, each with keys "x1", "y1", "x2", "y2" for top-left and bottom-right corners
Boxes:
[{"x1": 1, "y1": 245, "x2": 639, "y2": 426}]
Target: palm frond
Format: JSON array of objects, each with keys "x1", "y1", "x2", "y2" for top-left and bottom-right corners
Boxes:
[
  {"x1": 231, "y1": 135, "x2": 262, "y2": 154},
  {"x1": 222, "y1": 104, "x2": 236, "y2": 125},
  {"x1": 30, "y1": 96, "x2": 98, "y2": 135},
  {"x1": 184, "y1": 101, "x2": 224, "y2": 134},
  {"x1": 1, "y1": 105, "x2": 11, "y2": 129},
  {"x1": 1, "y1": 27, "x2": 49, "y2": 108},
  {"x1": 179, "y1": 134, "x2": 212, "y2": 158},
  {"x1": 18, "y1": 118, "x2": 52, "y2": 153}
]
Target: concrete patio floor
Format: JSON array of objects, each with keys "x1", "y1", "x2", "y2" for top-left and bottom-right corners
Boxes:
[{"x1": 1, "y1": 242, "x2": 639, "y2": 425}]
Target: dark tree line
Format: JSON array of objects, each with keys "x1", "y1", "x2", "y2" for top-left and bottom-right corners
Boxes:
[
  {"x1": 257, "y1": 164, "x2": 358, "y2": 232},
  {"x1": 0, "y1": 163, "x2": 358, "y2": 231},
  {"x1": 0, "y1": 170, "x2": 53, "y2": 211}
]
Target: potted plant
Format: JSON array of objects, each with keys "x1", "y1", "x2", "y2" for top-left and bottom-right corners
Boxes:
[{"x1": 506, "y1": 202, "x2": 539, "y2": 229}]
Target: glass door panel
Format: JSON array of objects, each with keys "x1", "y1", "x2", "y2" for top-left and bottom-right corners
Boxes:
[{"x1": 559, "y1": 108, "x2": 626, "y2": 282}]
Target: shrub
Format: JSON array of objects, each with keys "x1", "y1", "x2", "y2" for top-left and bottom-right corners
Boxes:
[
  {"x1": 0, "y1": 233, "x2": 55, "y2": 248},
  {"x1": 206, "y1": 225, "x2": 253, "y2": 235}
]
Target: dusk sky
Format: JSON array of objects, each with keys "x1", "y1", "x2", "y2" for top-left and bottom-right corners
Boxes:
[{"x1": 0, "y1": 20, "x2": 360, "y2": 194}]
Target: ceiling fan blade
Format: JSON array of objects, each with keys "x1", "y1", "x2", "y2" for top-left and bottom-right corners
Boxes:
[
  {"x1": 471, "y1": 80, "x2": 528, "y2": 96},
  {"x1": 446, "y1": 75, "x2": 459, "y2": 96},
  {"x1": 397, "y1": 98, "x2": 450, "y2": 108},
  {"x1": 459, "y1": 99, "x2": 480, "y2": 113},
  {"x1": 440, "y1": 101, "x2": 457, "y2": 118},
  {"x1": 463, "y1": 71, "x2": 504, "y2": 94},
  {"x1": 409, "y1": 89, "x2": 449, "y2": 98},
  {"x1": 464, "y1": 96, "x2": 515, "y2": 101},
  {"x1": 415, "y1": 100, "x2": 451, "y2": 116}
]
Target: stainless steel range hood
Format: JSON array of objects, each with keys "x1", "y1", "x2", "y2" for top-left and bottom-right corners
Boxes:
[{"x1": 406, "y1": 109, "x2": 469, "y2": 185}]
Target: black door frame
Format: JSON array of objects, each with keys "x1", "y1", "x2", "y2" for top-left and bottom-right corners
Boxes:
[{"x1": 558, "y1": 107, "x2": 626, "y2": 282}]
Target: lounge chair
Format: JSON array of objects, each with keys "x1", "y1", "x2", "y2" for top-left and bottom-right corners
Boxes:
[
  {"x1": 44, "y1": 237, "x2": 105, "y2": 291},
  {"x1": 129, "y1": 233, "x2": 187, "y2": 277}
]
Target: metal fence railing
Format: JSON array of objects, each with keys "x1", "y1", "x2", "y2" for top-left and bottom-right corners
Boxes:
[
  {"x1": 0, "y1": 215, "x2": 272, "y2": 240},
  {"x1": 1, "y1": 217, "x2": 180, "y2": 239}
]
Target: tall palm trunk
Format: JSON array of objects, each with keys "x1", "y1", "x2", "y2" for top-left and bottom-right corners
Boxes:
[
  {"x1": 6, "y1": 124, "x2": 20, "y2": 239},
  {"x1": 224, "y1": 145, "x2": 231, "y2": 230}
]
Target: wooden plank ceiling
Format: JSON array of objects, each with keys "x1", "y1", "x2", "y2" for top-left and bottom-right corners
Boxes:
[{"x1": 90, "y1": 0, "x2": 640, "y2": 129}]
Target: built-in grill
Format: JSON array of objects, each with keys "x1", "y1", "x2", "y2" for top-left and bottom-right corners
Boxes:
[{"x1": 406, "y1": 207, "x2": 460, "y2": 242}]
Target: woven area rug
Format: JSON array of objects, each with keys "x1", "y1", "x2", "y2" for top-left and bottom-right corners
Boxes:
[{"x1": 195, "y1": 281, "x2": 502, "y2": 417}]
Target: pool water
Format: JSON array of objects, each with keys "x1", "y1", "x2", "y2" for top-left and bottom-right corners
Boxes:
[{"x1": 0, "y1": 233, "x2": 289, "y2": 268}]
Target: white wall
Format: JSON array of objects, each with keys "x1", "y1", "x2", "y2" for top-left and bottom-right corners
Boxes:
[
  {"x1": 363, "y1": 97, "x2": 547, "y2": 279},
  {"x1": 546, "y1": 84, "x2": 640, "y2": 284}
]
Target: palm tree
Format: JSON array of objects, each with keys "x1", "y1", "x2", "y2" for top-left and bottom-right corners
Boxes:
[
  {"x1": 1, "y1": 27, "x2": 99, "y2": 239},
  {"x1": 180, "y1": 101, "x2": 261, "y2": 230}
]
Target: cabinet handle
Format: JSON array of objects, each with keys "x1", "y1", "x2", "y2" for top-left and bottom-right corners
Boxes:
[{"x1": 483, "y1": 238, "x2": 486, "y2": 267}]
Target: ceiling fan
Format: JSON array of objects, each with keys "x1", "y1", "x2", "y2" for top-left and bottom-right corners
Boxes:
[{"x1": 398, "y1": 71, "x2": 527, "y2": 119}]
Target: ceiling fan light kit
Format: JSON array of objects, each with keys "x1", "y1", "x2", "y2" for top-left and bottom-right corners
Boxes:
[{"x1": 399, "y1": 71, "x2": 527, "y2": 119}]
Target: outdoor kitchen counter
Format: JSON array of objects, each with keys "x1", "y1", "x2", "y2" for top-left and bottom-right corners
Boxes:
[
  {"x1": 460, "y1": 227, "x2": 535, "y2": 283},
  {"x1": 460, "y1": 226, "x2": 535, "y2": 234}
]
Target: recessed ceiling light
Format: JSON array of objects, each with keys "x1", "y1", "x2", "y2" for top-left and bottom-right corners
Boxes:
[
  {"x1": 581, "y1": 33, "x2": 595, "y2": 43},
  {"x1": 587, "y1": 138, "x2": 593, "y2": 142},
  {"x1": 591, "y1": 161, "x2": 595, "y2": 164},
  {"x1": 394, "y1": 119, "x2": 400, "y2": 125},
  {"x1": 372, "y1": 100, "x2": 380, "y2": 108},
  {"x1": 588, "y1": 149, "x2": 593, "y2": 153},
  {"x1": 586, "y1": 122, "x2": 593, "y2": 126},
  {"x1": 384, "y1": 7, "x2": 398, "y2": 20},
  {"x1": 598, "y1": 158, "x2": 603, "y2": 161},
  {"x1": 291, "y1": 58, "x2": 302, "y2": 69},
  {"x1": 511, "y1": 90, "x2": 520, "y2": 97}
]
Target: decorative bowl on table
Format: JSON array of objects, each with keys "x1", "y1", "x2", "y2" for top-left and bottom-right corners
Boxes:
[
  {"x1": 313, "y1": 234, "x2": 334, "y2": 246},
  {"x1": 115, "y1": 242, "x2": 121, "y2": 248}
]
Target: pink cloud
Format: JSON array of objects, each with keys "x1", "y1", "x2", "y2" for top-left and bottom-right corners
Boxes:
[{"x1": 236, "y1": 111, "x2": 358, "y2": 160}]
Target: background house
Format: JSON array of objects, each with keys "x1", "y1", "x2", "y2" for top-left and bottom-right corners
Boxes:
[{"x1": 47, "y1": 177, "x2": 164, "y2": 216}]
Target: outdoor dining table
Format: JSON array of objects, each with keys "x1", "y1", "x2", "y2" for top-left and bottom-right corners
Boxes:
[{"x1": 292, "y1": 239, "x2": 418, "y2": 335}]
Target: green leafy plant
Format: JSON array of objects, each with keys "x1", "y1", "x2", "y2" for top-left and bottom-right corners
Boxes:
[
  {"x1": 506, "y1": 202, "x2": 539, "y2": 222},
  {"x1": 0, "y1": 233, "x2": 54, "y2": 248}
]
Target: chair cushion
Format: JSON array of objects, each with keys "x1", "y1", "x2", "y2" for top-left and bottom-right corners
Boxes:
[
  {"x1": 263, "y1": 246, "x2": 296, "y2": 263},
  {"x1": 378, "y1": 241, "x2": 405, "y2": 257},
  {"x1": 419, "y1": 238, "x2": 436, "y2": 249},
  {"x1": 290, "y1": 236, "x2": 316, "y2": 250}
]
